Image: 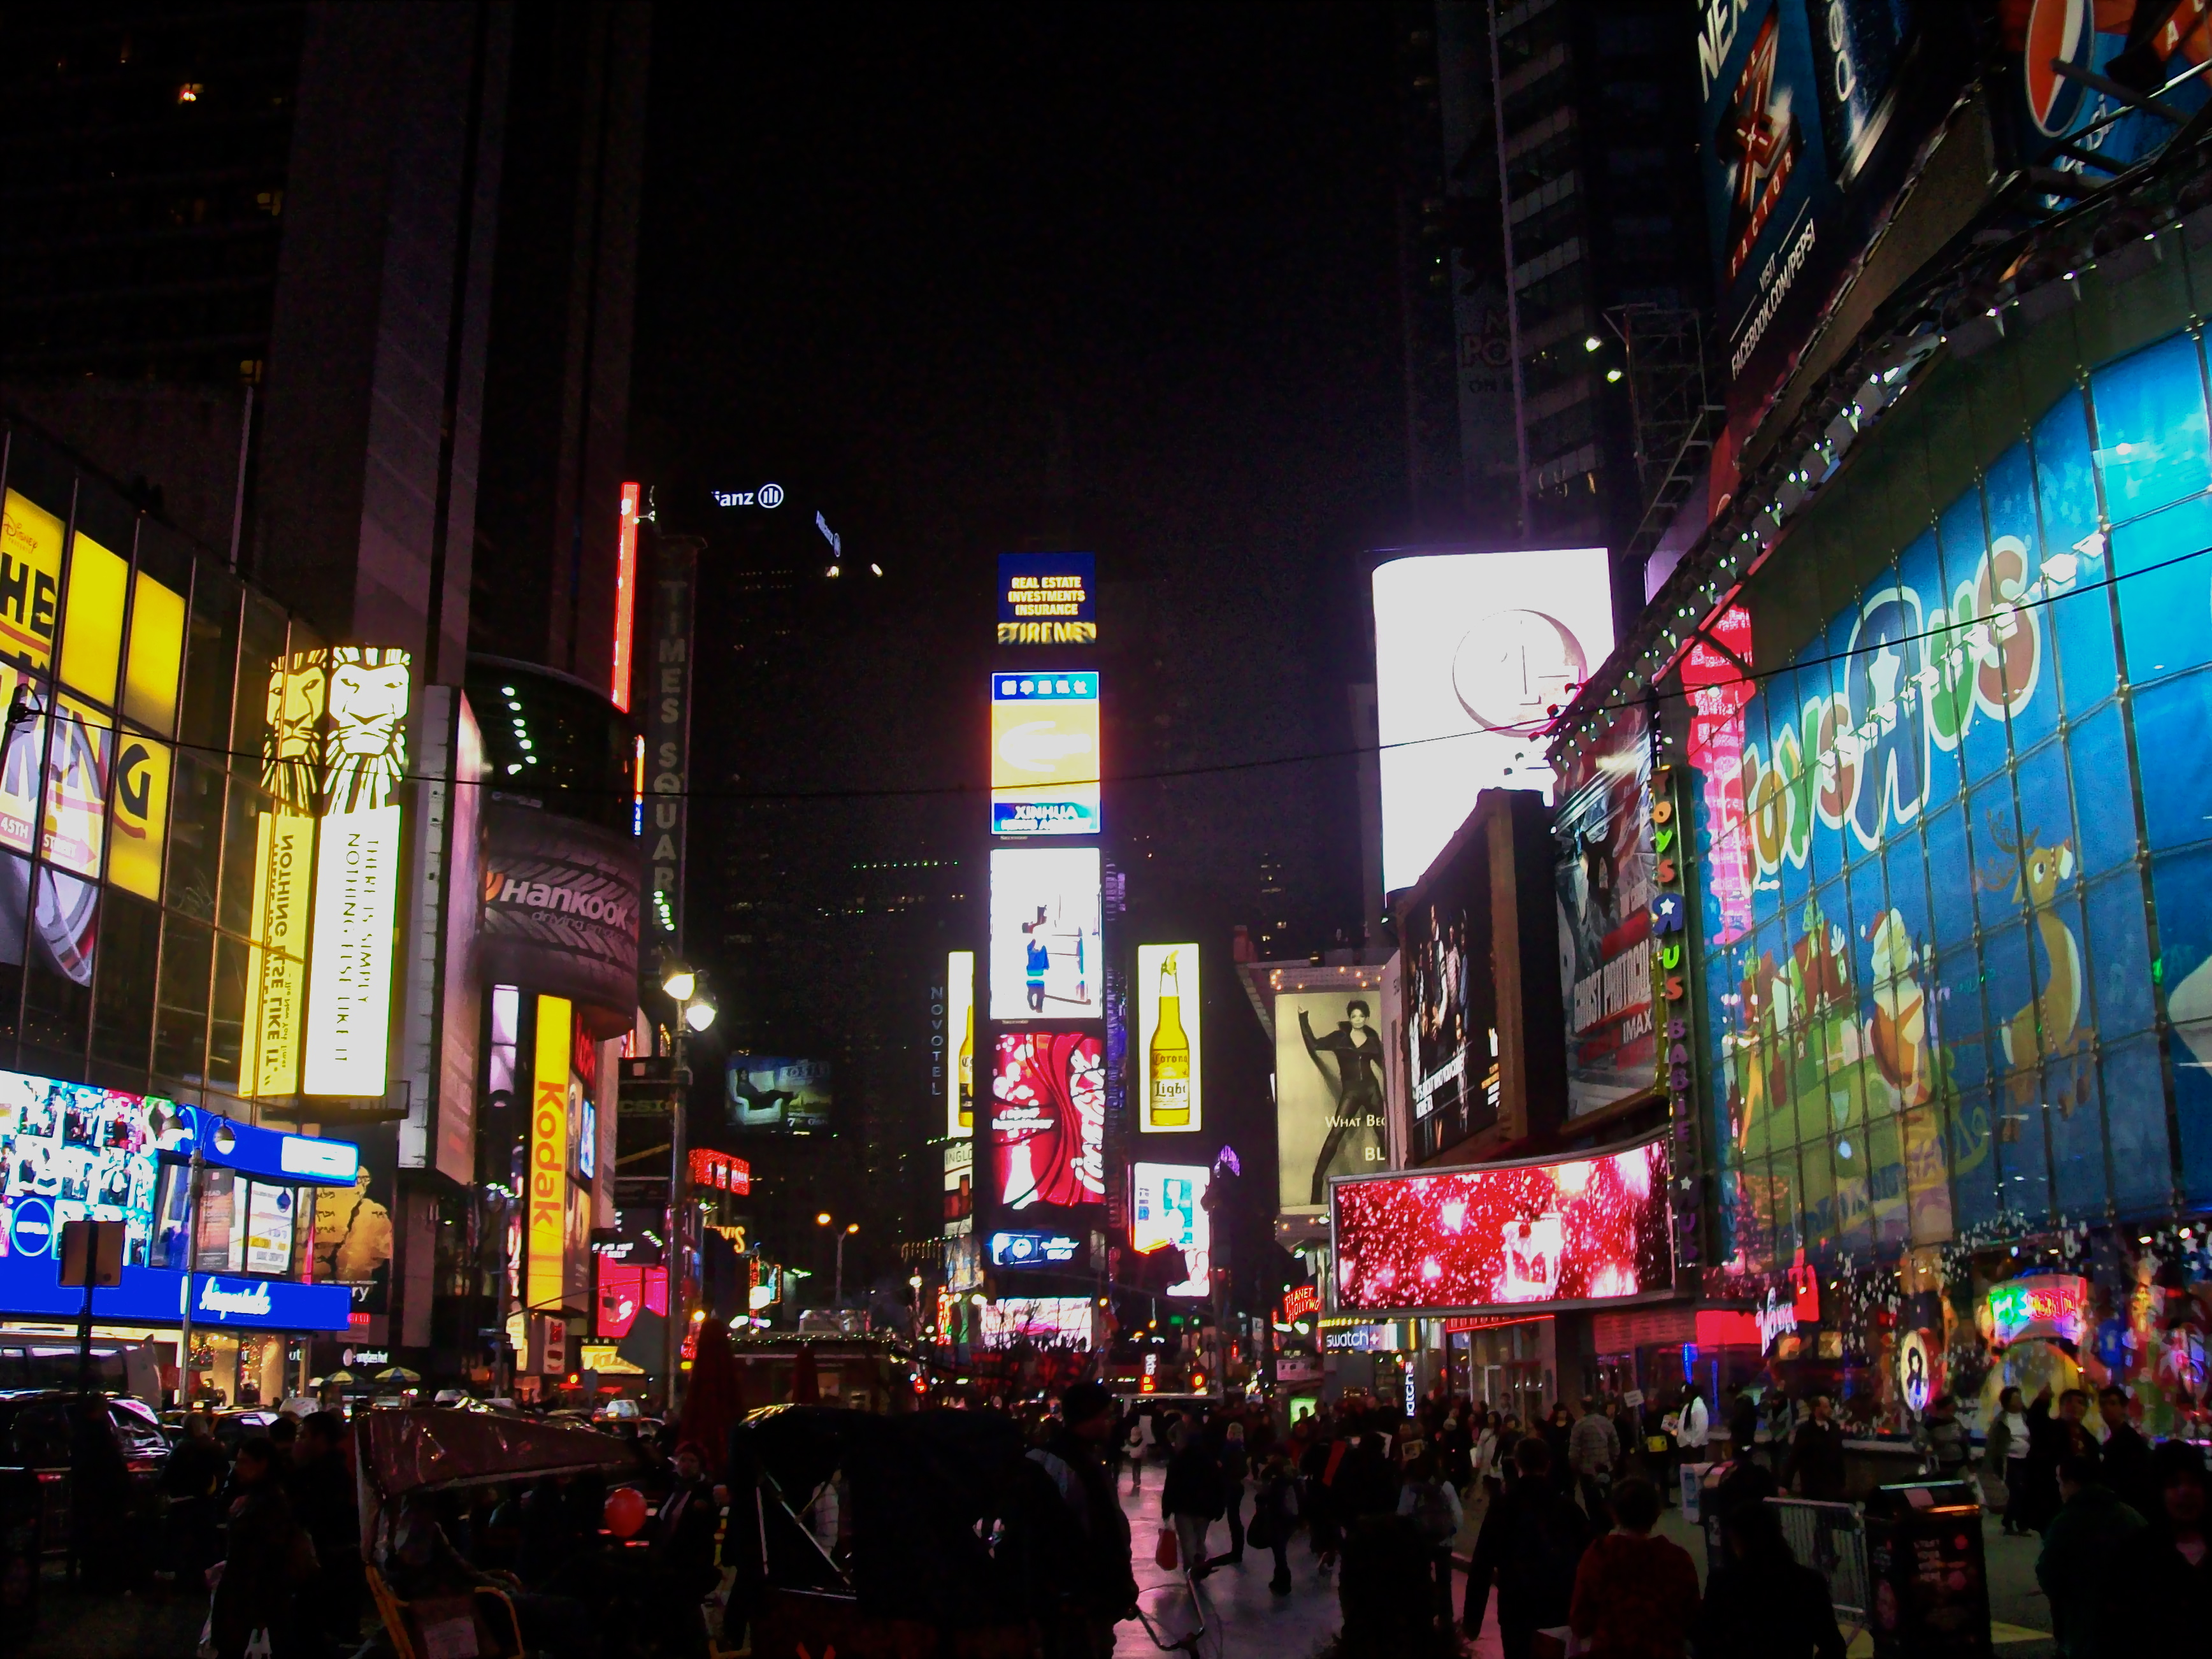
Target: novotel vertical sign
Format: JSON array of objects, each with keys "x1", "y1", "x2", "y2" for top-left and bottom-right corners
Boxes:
[{"x1": 526, "y1": 995, "x2": 573, "y2": 1313}]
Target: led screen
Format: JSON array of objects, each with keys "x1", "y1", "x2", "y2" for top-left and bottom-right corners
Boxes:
[
  {"x1": 946, "y1": 951, "x2": 975, "y2": 1138},
  {"x1": 988, "y1": 847, "x2": 1102, "y2": 1021},
  {"x1": 990, "y1": 1031, "x2": 1105, "y2": 1211},
  {"x1": 1371, "y1": 549, "x2": 1613, "y2": 892},
  {"x1": 0, "y1": 1071, "x2": 160, "y2": 1266},
  {"x1": 980, "y1": 1295, "x2": 1095, "y2": 1348},
  {"x1": 1136, "y1": 943, "x2": 1200, "y2": 1133},
  {"x1": 1553, "y1": 701, "x2": 1657, "y2": 1118},
  {"x1": 1130, "y1": 1161, "x2": 1209, "y2": 1298},
  {"x1": 1275, "y1": 990, "x2": 1389, "y2": 1213},
  {"x1": 1332, "y1": 1135, "x2": 1672, "y2": 1314},
  {"x1": 989, "y1": 672, "x2": 1100, "y2": 836},
  {"x1": 726, "y1": 1057, "x2": 833, "y2": 1132},
  {"x1": 997, "y1": 552, "x2": 1097, "y2": 645},
  {"x1": 1403, "y1": 828, "x2": 1499, "y2": 1160}
]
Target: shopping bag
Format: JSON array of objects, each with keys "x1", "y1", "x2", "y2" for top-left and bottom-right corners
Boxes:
[{"x1": 1155, "y1": 1527, "x2": 1179, "y2": 1569}]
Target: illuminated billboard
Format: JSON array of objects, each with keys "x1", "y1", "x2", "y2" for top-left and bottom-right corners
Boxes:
[
  {"x1": 1130, "y1": 1161, "x2": 1209, "y2": 1298},
  {"x1": 1331, "y1": 1135, "x2": 1672, "y2": 1315},
  {"x1": 1371, "y1": 549, "x2": 1613, "y2": 892},
  {"x1": 990, "y1": 1030, "x2": 1105, "y2": 1211},
  {"x1": 946, "y1": 950, "x2": 975, "y2": 1138},
  {"x1": 526, "y1": 995, "x2": 571, "y2": 1313},
  {"x1": 997, "y1": 552, "x2": 1096, "y2": 646},
  {"x1": 980, "y1": 1295, "x2": 1095, "y2": 1347},
  {"x1": 296, "y1": 645, "x2": 413, "y2": 1098},
  {"x1": 942, "y1": 1138, "x2": 973, "y2": 1237},
  {"x1": 726, "y1": 1057, "x2": 831, "y2": 1132},
  {"x1": 241, "y1": 812, "x2": 313, "y2": 1098},
  {"x1": 1555, "y1": 703, "x2": 1656, "y2": 1119},
  {"x1": 1275, "y1": 989, "x2": 1388, "y2": 1212},
  {"x1": 988, "y1": 847, "x2": 1101, "y2": 1021},
  {"x1": 989, "y1": 672, "x2": 1100, "y2": 836},
  {"x1": 1402, "y1": 820, "x2": 1500, "y2": 1160},
  {"x1": 1136, "y1": 943, "x2": 1200, "y2": 1133}
]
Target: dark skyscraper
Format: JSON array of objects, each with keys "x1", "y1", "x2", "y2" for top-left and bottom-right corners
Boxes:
[{"x1": 1398, "y1": 1, "x2": 1706, "y2": 609}]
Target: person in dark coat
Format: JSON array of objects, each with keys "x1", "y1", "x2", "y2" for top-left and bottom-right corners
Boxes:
[
  {"x1": 1464, "y1": 1437, "x2": 1589, "y2": 1659},
  {"x1": 1708, "y1": 1431, "x2": 1778, "y2": 1526},
  {"x1": 208, "y1": 1438, "x2": 307, "y2": 1659},
  {"x1": 284, "y1": 1412, "x2": 361, "y2": 1650},
  {"x1": 1161, "y1": 1422, "x2": 1226, "y2": 1578},
  {"x1": 1725, "y1": 1385, "x2": 1759, "y2": 1465},
  {"x1": 1028, "y1": 1382, "x2": 1137, "y2": 1659},
  {"x1": 2092, "y1": 1386, "x2": 2157, "y2": 1523},
  {"x1": 2023, "y1": 1386, "x2": 2100, "y2": 1533},
  {"x1": 1697, "y1": 1500, "x2": 1846, "y2": 1659},
  {"x1": 1541, "y1": 1405, "x2": 1575, "y2": 1496},
  {"x1": 1300, "y1": 1418, "x2": 1343, "y2": 1572},
  {"x1": 2036, "y1": 1455, "x2": 2145, "y2": 1659},
  {"x1": 2096, "y1": 1438, "x2": 2212, "y2": 1656},
  {"x1": 1785, "y1": 1394, "x2": 1848, "y2": 1502}
]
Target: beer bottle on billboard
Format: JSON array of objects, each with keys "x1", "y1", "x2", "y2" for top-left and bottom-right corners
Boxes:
[
  {"x1": 1149, "y1": 951, "x2": 1191, "y2": 1126},
  {"x1": 958, "y1": 1000, "x2": 974, "y2": 1131}
]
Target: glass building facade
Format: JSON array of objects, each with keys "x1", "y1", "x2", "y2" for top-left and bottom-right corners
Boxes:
[
  {"x1": 0, "y1": 416, "x2": 334, "y2": 1114},
  {"x1": 1626, "y1": 222, "x2": 2212, "y2": 1435}
]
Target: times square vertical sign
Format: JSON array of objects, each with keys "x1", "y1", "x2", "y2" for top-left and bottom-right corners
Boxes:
[{"x1": 644, "y1": 538, "x2": 697, "y2": 955}]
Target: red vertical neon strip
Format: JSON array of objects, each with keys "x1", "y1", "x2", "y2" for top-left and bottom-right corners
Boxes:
[{"x1": 612, "y1": 482, "x2": 640, "y2": 712}]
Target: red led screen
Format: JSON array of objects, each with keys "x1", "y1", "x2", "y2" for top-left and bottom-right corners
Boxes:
[
  {"x1": 991, "y1": 1030, "x2": 1105, "y2": 1210},
  {"x1": 1332, "y1": 1135, "x2": 1672, "y2": 1314}
]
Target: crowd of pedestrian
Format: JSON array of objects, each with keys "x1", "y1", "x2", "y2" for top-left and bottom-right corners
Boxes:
[
  {"x1": 151, "y1": 1402, "x2": 724, "y2": 1659},
  {"x1": 1099, "y1": 1382, "x2": 1857, "y2": 1659}
]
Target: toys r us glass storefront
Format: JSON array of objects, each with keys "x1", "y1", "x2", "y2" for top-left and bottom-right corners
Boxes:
[{"x1": 1619, "y1": 212, "x2": 2212, "y2": 1437}]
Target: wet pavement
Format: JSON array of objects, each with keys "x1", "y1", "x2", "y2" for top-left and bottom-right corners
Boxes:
[{"x1": 1110, "y1": 1476, "x2": 2056, "y2": 1659}]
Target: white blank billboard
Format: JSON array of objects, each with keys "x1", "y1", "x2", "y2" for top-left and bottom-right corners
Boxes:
[
  {"x1": 1372, "y1": 548, "x2": 1614, "y2": 893},
  {"x1": 988, "y1": 847, "x2": 1102, "y2": 1021}
]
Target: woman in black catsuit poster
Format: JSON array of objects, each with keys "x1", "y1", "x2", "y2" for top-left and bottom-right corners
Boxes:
[{"x1": 1301, "y1": 1000, "x2": 1387, "y2": 1202}]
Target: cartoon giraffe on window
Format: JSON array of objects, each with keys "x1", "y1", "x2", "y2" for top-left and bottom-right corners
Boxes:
[{"x1": 1980, "y1": 816, "x2": 2085, "y2": 1122}]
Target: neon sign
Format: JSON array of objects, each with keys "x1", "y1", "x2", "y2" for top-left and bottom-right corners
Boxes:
[{"x1": 1987, "y1": 1275, "x2": 2088, "y2": 1348}]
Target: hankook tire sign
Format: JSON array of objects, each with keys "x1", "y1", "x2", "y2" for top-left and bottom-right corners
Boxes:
[{"x1": 479, "y1": 803, "x2": 640, "y2": 1019}]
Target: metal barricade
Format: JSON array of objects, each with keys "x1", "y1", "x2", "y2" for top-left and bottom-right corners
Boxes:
[
  {"x1": 1769, "y1": 1498, "x2": 1870, "y2": 1627},
  {"x1": 1703, "y1": 1494, "x2": 1870, "y2": 1627}
]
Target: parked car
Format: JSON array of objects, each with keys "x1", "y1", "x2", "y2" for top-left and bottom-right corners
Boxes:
[{"x1": 0, "y1": 1391, "x2": 169, "y2": 1565}]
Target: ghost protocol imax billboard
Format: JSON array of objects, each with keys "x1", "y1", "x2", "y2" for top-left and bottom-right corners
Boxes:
[
  {"x1": 1371, "y1": 549, "x2": 1613, "y2": 893},
  {"x1": 998, "y1": 553, "x2": 1095, "y2": 645},
  {"x1": 990, "y1": 672, "x2": 1100, "y2": 836}
]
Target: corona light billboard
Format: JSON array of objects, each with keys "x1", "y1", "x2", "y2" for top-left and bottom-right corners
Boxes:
[
  {"x1": 989, "y1": 671, "x2": 1100, "y2": 836},
  {"x1": 1135, "y1": 942, "x2": 1200, "y2": 1133},
  {"x1": 946, "y1": 950, "x2": 975, "y2": 1138}
]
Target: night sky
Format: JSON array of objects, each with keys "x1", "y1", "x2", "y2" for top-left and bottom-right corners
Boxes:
[{"x1": 629, "y1": 7, "x2": 1417, "y2": 1251}]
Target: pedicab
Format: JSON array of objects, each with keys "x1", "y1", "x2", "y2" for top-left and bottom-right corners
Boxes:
[
  {"x1": 722, "y1": 1405, "x2": 1205, "y2": 1659},
  {"x1": 354, "y1": 1405, "x2": 643, "y2": 1659}
]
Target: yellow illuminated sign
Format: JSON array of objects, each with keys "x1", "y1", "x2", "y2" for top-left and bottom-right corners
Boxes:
[
  {"x1": 1138, "y1": 943, "x2": 1202, "y2": 1133},
  {"x1": 59, "y1": 533, "x2": 126, "y2": 703},
  {"x1": 947, "y1": 950, "x2": 975, "y2": 1139},
  {"x1": 108, "y1": 733, "x2": 171, "y2": 900},
  {"x1": 0, "y1": 491, "x2": 64, "y2": 672},
  {"x1": 40, "y1": 695, "x2": 110, "y2": 878},
  {"x1": 241, "y1": 812, "x2": 315, "y2": 1096},
  {"x1": 123, "y1": 568, "x2": 185, "y2": 735},
  {"x1": 528, "y1": 995, "x2": 573, "y2": 1314},
  {"x1": 989, "y1": 672, "x2": 1100, "y2": 837}
]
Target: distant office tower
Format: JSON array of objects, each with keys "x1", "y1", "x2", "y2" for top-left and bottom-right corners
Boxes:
[{"x1": 1395, "y1": 1, "x2": 1706, "y2": 608}]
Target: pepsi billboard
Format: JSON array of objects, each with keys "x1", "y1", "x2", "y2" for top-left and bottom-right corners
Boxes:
[{"x1": 1698, "y1": 1, "x2": 1970, "y2": 461}]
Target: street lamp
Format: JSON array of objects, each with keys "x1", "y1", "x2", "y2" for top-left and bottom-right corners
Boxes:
[
  {"x1": 816, "y1": 1214, "x2": 859, "y2": 1310},
  {"x1": 658, "y1": 955, "x2": 715, "y2": 1413}
]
